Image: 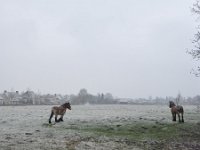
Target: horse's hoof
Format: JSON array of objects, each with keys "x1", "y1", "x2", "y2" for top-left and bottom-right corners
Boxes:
[{"x1": 58, "y1": 118, "x2": 63, "y2": 122}]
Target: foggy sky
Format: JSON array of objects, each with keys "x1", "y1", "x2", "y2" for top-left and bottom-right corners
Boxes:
[{"x1": 0, "y1": 0, "x2": 199, "y2": 98}]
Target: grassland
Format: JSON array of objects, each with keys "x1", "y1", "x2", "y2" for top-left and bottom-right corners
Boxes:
[
  {"x1": 0, "y1": 105, "x2": 200, "y2": 149},
  {"x1": 57, "y1": 120, "x2": 200, "y2": 150}
]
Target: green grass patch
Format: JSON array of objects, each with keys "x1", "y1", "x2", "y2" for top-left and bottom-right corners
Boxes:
[
  {"x1": 46, "y1": 121, "x2": 200, "y2": 150},
  {"x1": 64, "y1": 121, "x2": 200, "y2": 143},
  {"x1": 65, "y1": 122, "x2": 189, "y2": 141}
]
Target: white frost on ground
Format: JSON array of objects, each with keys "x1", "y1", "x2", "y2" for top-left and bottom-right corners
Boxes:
[{"x1": 0, "y1": 105, "x2": 198, "y2": 150}]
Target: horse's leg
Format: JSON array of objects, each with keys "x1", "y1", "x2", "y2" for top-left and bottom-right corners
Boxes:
[
  {"x1": 171, "y1": 113, "x2": 174, "y2": 121},
  {"x1": 173, "y1": 113, "x2": 176, "y2": 121},
  {"x1": 181, "y1": 113, "x2": 184, "y2": 123},
  {"x1": 177, "y1": 113, "x2": 181, "y2": 123},
  {"x1": 55, "y1": 114, "x2": 59, "y2": 122},
  {"x1": 49, "y1": 111, "x2": 54, "y2": 124},
  {"x1": 58, "y1": 115, "x2": 64, "y2": 122}
]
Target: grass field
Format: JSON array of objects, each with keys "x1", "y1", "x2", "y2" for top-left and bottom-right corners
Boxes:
[{"x1": 0, "y1": 104, "x2": 200, "y2": 149}]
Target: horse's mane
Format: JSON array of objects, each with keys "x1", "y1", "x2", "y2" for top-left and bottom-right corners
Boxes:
[
  {"x1": 61, "y1": 102, "x2": 71, "y2": 109},
  {"x1": 169, "y1": 101, "x2": 176, "y2": 108}
]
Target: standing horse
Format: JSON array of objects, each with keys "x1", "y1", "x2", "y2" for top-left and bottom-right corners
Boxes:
[
  {"x1": 169, "y1": 101, "x2": 184, "y2": 123},
  {"x1": 49, "y1": 102, "x2": 71, "y2": 124}
]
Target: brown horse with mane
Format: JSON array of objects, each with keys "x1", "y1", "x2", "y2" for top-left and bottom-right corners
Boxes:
[
  {"x1": 169, "y1": 101, "x2": 184, "y2": 123},
  {"x1": 49, "y1": 102, "x2": 71, "y2": 124}
]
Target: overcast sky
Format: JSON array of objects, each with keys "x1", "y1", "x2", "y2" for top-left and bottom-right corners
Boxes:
[{"x1": 0, "y1": 0, "x2": 199, "y2": 98}]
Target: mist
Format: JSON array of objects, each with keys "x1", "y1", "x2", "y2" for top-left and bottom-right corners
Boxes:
[{"x1": 0, "y1": 0, "x2": 199, "y2": 98}]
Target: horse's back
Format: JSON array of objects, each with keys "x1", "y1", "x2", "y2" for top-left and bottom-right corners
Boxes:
[
  {"x1": 52, "y1": 106, "x2": 59, "y2": 110},
  {"x1": 176, "y1": 105, "x2": 184, "y2": 113},
  {"x1": 51, "y1": 106, "x2": 66, "y2": 115}
]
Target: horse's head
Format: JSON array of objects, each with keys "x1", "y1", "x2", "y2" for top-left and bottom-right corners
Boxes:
[
  {"x1": 169, "y1": 101, "x2": 175, "y2": 108},
  {"x1": 62, "y1": 102, "x2": 71, "y2": 110}
]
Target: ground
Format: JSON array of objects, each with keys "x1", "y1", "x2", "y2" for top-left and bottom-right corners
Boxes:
[{"x1": 0, "y1": 105, "x2": 199, "y2": 150}]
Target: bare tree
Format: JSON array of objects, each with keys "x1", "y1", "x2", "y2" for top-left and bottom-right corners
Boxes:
[
  {"x1": 176, "y1": 93, "x2": 182, "y2": 106},
  {"x1": 188, "y1": 0, "x2": 200, "y2": 76}
]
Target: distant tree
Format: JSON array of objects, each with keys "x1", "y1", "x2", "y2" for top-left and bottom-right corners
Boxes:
[
  {"x1": 78, "y1": 88, "x2": 88, "y2": 96},
  {"x1": 104, "y1": 93, "x2": 113, "y2": 100},
  {"x1": 69, "y1": 94, "x2": 78, "y2": 105},
  {"x1": 101, "y1": 93, "x2": 104, "y2": 100},
  {"x1": 101, "y1": 93, "x2": 114, "y2": 104},
  {"x1": 78, "y1": 89, "x2": 88, "y2": 104},
  {"x1": 175, "y1": 93, "x2": 182, "y2": 106},
  {"x1": 97, "y1": 93, "x2": 103, "y2": 104}
]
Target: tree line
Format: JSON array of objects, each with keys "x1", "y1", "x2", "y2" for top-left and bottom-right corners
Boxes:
[
  {"x1": 0, "y1": 89, "x2": 117, "y2": 105},
  {"x1": 0, "y1": 89, "x2": 200, "y2": 106}
]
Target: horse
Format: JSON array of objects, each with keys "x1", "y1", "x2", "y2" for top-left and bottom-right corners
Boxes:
[
  {"x1": 49, "y1": 102, "x2": 71, "y2": 124},
  {"x1": 169, "y1": 101, "x2": 184, "y2": 123}
]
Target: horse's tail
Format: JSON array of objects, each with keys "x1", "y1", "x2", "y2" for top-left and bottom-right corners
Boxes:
[{"x1": 49, "y1": 110, "x2": 54, "y2": 124}]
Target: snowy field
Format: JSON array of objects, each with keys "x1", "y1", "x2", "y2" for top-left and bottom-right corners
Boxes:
[{"x1": 0, "y1": 104, "x2": 199, "y2": 150}]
